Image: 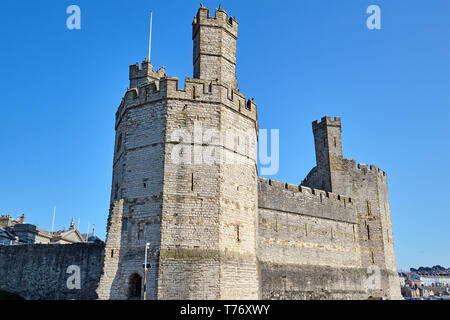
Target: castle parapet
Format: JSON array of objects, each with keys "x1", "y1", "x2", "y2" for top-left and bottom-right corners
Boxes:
[
  {"x1": 192, "y1": 6, "x2": 238, "y2": 39},
  {"x1": 258, "y1": 178, "x2": 357, "y2": 224},
  {"x1": 341, "y1": 158, "x2": 387, "y2": 178},
  {"x1": 312, "y1": 116, "x2": 341, "y2": 131},
  {"x1": 116, "y1": 76, "x2": 258, "y2": 129},
  {"x1": 129, "y1": 60, "x2": 166, "y2": 88}
]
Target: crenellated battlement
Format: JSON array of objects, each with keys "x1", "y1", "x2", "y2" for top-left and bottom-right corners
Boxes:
[
  {"x1": 342, "y1": 159, "x2": 387, "y2": 178},
  {"x1": 192, "y1": 5, "x2": 238, "y2": 39},
  {"x1": 116, "y1": 76, "x2": 257, "y2": 129},
  {"x1": 357, "y1": 163, "x2": 386, "y2": 177},
  {"x1": 259, "y1": 178, "x2": 352, "y2": 204},
  {"x1": 258, "y1": 178, "x2": 357, "y2": 224},
  {"x1": 129, "y1": 60, "x2": 166, "y2": 88},
  {"x1": 312, "y1": 116, "x2": 341, "y2": 131}
]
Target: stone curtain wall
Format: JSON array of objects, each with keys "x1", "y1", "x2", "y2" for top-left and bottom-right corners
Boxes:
[
  {"x1": 0, "y1": 243, "x2": 104, "y2": 300},
  {"x1": 257, "y1": 178, "x2": 369, "y2": 300}
]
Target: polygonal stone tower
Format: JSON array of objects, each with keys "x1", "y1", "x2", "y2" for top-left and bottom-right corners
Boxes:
[{"x1": 96, "y1": 5, "x2": 260, "y2": 300}]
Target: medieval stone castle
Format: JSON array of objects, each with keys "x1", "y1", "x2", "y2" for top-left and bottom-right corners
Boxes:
[
  {"x1": 94, "y1": 5, "x2": 401, "y2": 300},
  {"x1": 0, "y1": 5, "x2": 401, "y2": 300}
]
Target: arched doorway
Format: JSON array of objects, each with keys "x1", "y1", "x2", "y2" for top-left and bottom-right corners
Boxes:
[{"x1": 128, "y1": 273, "x2": 142, "y2": 300}]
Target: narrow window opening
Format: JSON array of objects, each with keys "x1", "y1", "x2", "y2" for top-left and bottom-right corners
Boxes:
[
  {"x1": 138, "y1": 223, "x2": 144, "y2": 240},
  {"x1": 334, "y1": 137, "x2": 337, "y2": 148},
  {"x1": 193, "y1": 86, "x2": 196, "y2": 99},
  {"x1": 191, "y1": 173, "x2": 194, "y2": 191},
  {"x1": 367, "y1": 225, "x2": 371, "y2": 240},
  {"x1": 367, "y1": 201, "x2": 371, "y2": 215},
  {"x1": 111, "y1": 249, "x2": 114, "y2": 258},
  {"x1": 114, "y1": 184, "x2": 119, "y2": 200},
  {"x1": 117, "y1": 134, "x2": 122, "y2": 152},
  {"x1": 122, "y1": 218, "x2": 128, "y2": 232}
]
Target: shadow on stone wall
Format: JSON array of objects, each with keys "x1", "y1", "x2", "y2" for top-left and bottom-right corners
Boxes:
[
  {"x1": 0, "y1": 290, "x2": 25, "y2": 300},
  {"x1": 0, "y1": 243, "x2": 104, "y2": 300}
]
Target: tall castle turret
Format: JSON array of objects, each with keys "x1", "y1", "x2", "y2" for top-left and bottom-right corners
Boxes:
[
  {"x1": 96, "y1": 6, "x2": 259, "y2": 300},
  {"x1": 302, "y1": 117, "x2": 401, "y2": 299},
  {"x1": 193, "y1": 6, "x2": 238, "y2": 89},
  {"x1": 311, "y1": 117, "x2": 343, "y2": 192}
]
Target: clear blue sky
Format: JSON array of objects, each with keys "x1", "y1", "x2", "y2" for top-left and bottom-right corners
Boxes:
[{"x1": 0, "y1": 0, "x2": 448, "y2": 270}]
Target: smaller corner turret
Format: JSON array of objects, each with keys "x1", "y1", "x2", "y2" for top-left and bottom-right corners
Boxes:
[
  {"x1": 312, "y1": 116, "x2": 343, "y2": 170},
  {"x1": 129, "y1": 59, "x2": 166, "y2": 88},
  {"x1": 302, "y1": 116, "x2": 344, "y2": 193}
]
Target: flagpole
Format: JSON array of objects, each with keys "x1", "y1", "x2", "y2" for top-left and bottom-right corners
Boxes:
[
  {"x1": 148, "y1": 10, "x2": 153, "y2": 62},
  {"x1": 51, "y1": 206, "x2": 56, "y2": 233}
]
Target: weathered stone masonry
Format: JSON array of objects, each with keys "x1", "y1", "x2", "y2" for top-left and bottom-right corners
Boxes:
[
  {"x1": 0, "y1": 243, "x2": 104, "y2": 300},
  {"x1": 0, "y1": 5, "x2": 401, "y2": 300},
  {"x1": 95, "y1": 6, "x2": 401, "y2": 300}
]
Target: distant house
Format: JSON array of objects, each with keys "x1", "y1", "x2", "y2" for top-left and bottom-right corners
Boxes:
[
  {"x1": 0, "y1": 226, "x2": 19, "y2": 245},
  {"x1": 49, "y1": 220, "x2": 86, "y2": 244},
  {"x1": 417, "y1": 273, "x2": 450, "y2": 288},
  {"x1": 405, "y1": 273, "x2": 421, "y2": 289},
  {"x1": 418, "y1": 287, "x2": 434, "y2": 298},
  {"x1": 0, "y1": 214, "x2": 25, "y2": 228},
  {"x1": 80, "y1": 233, "x2": 103, "y2": 243},
  {"x1": 401, "y1": 287, "x2": 419, "y2": 298},
  {"x1": 398, "y1": 272, "x2": 407, "y2": 287},
  {"x1": 400, "y1": 270, "x2": 450, "y2": 299},
  {"x1": 0, "y1": 216, "x2": 93, "y2": 245}
]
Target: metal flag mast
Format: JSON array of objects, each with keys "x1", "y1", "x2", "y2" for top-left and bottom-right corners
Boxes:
[
  {"x1": 51, "y1": 206, "x2": 56, "y2": 233},
  {"x1": 148, "y1": 10, "x2": 153, "y2": 62}
]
